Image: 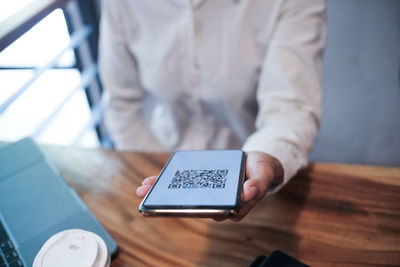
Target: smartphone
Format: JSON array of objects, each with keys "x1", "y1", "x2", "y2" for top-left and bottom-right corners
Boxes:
[{"x1": 139, "y1": 150, "x2": 245, "y2": 217}]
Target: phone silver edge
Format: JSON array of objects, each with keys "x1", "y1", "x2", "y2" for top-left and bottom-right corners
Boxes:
[{"x1": 138, "y1": 207, "x2": 237, "y2": 217}]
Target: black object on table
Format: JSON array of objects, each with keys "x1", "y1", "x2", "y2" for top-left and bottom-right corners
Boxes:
[{"x1": 249, "y1": 251, "x2": 309, "y2": 267}]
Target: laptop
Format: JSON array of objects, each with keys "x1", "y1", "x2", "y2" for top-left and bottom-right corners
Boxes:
[{"x1": 0, "y1": 138, "x2": 118, "y2": 266}]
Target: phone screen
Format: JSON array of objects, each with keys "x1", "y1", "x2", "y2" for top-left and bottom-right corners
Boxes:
[{"x1": 142, "y1": 150, "x2": 244, "y2": 208}]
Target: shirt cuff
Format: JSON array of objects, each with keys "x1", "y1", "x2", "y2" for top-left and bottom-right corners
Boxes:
[{"x1": 242, "y1": 134, "x2": 309, "y2": 195}]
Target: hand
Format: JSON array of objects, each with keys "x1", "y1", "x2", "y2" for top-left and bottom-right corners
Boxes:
[
  {"x1": 222, "y1": 151, "x2": 283, "y2": 221},
  {"x1": 136, "y1": 151, "x2": 283, "y2": 222}
]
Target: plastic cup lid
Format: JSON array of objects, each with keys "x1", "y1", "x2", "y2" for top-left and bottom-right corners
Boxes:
[{"x1": 33, "y1": 229, "x2": 110, "y2": 267}]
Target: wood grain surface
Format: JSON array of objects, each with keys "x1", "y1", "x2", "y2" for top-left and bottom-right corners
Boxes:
[{"x1": 41, "y1": 145, "x2": 400, "y2": 267}]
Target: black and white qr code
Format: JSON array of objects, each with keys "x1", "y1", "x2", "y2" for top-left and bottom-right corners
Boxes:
[{"x1": 168, "y1": 169, "x2": 228, "y2": 189}]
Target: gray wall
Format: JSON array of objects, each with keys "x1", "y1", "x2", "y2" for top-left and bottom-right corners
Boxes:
[{"x1": 310, "y1": 0, "x2": 400, "y2": 166}]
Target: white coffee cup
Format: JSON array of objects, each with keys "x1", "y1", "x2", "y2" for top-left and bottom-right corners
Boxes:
[{"x1": 33, "y1": 229, "x2": 110, "y2": 267}]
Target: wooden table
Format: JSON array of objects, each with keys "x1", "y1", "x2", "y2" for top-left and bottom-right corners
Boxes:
[{"x1": 41, "y1": 145, "x2": 400, "y2": 267}]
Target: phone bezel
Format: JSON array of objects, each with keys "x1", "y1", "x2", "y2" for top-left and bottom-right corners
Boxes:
[{"x1": 139, "y1": 150, "x2": 246, "y2": 217}]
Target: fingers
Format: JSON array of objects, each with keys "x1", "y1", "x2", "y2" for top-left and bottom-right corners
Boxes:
[
  {"x1": 137, "y1": 176, "x2": 158, "y2": 198},
  {"x1": 136, "y1": 184, "x2": 152, "y2": 198},
  {"x1": 142, "y1": 176, "x2": 157, "y2": 185}
]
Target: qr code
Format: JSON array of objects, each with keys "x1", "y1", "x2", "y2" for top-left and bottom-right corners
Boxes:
[{"x1": 168, "y1": 169, "x2": 228, "y2": 189}]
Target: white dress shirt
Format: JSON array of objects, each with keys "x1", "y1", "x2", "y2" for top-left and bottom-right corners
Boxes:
[{"x1": 99, "y1": 0, "x2": 326, "y2": 192}]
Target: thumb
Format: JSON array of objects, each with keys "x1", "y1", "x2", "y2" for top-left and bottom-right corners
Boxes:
[{"x1": 242, "y1": 180, "x2": 259, "y2": 202}]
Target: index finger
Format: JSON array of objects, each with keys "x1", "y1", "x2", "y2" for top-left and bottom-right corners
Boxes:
[{"x1": 142, "y1": 175, "x2": 158, "y2": 185}]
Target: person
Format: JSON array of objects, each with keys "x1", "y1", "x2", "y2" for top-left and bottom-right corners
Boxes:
[{"x1": 99, "y1": 0, "x2": 326, "y2": 221}]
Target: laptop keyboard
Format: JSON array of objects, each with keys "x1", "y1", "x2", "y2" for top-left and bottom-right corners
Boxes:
[{"x1": 0, "y1": 222, "x2": 24, "y2": 267}]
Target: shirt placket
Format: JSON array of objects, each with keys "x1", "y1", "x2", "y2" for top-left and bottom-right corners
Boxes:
[{"x1": 186, "y1": 0, "x2": 205, "y2": 134}]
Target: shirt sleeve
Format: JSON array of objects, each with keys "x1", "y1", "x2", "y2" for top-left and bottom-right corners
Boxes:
[
  {"x1": 242, "y1": 0, "x2": 326, "y2": 194},
  {"x1": 98, "y1": 0, "x2": 157, "y2": 150}
]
